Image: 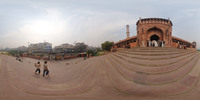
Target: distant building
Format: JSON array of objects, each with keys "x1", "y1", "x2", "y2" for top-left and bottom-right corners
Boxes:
[
  {"x1": 28, "y1": 42, "x2": 52, "y2": 53},
  {"x1": 54, "y1": 43, "x2": 74, "y2": 53},
  {"x1": 74, "y1": 42, "x2": 88, "y2": 53},
  {"x1": 19, "y1": 46, "x2": 28, "y2": 51}
]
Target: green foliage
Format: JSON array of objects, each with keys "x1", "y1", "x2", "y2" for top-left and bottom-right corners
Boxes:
[
  {"x1": 8, "y1": 50, "x2": 19, "y2": 56},
  {"x1": 8, "y1": 50, "x2": 25, "y2": 57},
  {"x1": 101, "y1": 41, "x2": 114, "y2": 51},
  {"x1": 96, "y1": 48, "x2": 101, "y2": 52},
  {"x1": 97, "y1": 51, "x2": 105, "y2": 56},
  {"x1": 87, "y1": 50, "x2": 98, "y2": 56},
  {"x1": 86, "y1": 50, "x2": 93, "y2": 54}
]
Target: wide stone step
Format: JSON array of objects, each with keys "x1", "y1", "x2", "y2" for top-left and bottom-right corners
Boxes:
[
  {"x1": 128, "y1": 47, "x2": 187, "y2": 50},
  {"x1": 111, "y1": 52, "x2": 196, "y2": 67},
  {"x1": 108, "y1": 53, "x2": 198, "y2": 74},
  {"x1": 120, "y1": 50, "x2": 193, "y2": 56},
  {"x1": 117, "y1": 51, "x2": 194, "y2": 60},
  {"x1": 108, "y1": 54, "x2": 198, "y2": 74},
  {"x1": 107, "y1": 54, "x2": 200, "y2": 85},
  {"x1": 105, "y1": 56, "x2": 199, "y2": 95},
  {"x1": 125, "y1": 50, "x2": 184, "y2": 53},
  {"x1": 128, "y1": 47, "x2": 184, "y2": 51},
  {"x1": 131, "y1": 47, "x2": 178, "y2": 49}
]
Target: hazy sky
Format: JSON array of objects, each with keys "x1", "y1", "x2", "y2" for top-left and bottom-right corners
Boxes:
[{"x1": 0, "y1": 0, "x2": 200, "y2": 49}]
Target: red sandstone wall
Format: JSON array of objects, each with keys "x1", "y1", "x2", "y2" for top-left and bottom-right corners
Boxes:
[
  {"x1": 137, "y1": 18, "x2": 172, "y2": 47},
  {"x1": 64, "y1": 55, "x2": 77, "y2": 60},
  {"x1": 43, "y1": 58, "x2": 49, "y2": 60},
  {"x1": 172, "y1": 42, "x2": 178, "y2": 48},
  {"x1": 130, "y1": 42, "x2": 137, "y2": 48}
]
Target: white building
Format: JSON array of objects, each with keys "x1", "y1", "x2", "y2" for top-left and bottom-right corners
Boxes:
[
  {"x1": 54, "y1": 43, "x2": 74, "y2": 53},
  {"x1": 28, "y1": 42, "x2": 52, "y2": 53}
]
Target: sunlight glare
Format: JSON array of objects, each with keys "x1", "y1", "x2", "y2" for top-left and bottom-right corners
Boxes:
[{"x1": 31, "y1": 20, "x2": 55, "y2": 35}]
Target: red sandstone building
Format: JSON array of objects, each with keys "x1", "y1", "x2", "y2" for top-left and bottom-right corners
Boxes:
[{"x1": 113, "y1": 18, "x2": 197, "y2": 50}]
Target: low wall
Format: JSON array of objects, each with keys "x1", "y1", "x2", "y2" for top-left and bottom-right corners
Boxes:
[
  {"x1": 186, "y1": 48, "x2": 197, "y2": 51},
  {"x1": 172, "y1": 42, "x2": 178, "y2": 48},
  {"x1": 64, "y1": 56, "x2": 77, "y2": 60}
]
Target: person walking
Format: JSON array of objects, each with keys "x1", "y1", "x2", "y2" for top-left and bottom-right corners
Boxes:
[
  {"x1": 178, "y1": 41, "x2": 180, "y2": 48},
  {"x1": 43, "y1": 61, "x2": 49, "y2": 77},
  {"x1": 35, "y1": 61, "x2": 41, "y2": 74},
  {"x1": 155, "y1": 41, "x2": 158, "y2": 47},
  {"x1": 163, "y1": 41, "x2": 165, "y2": 47},
  {"x1": 157, "y1": 40, "x2": 160, "y2": 47},
  {"x1": 142, "y1": 41, "x2": 145, "y2": 47},
  {"x1": 152, "y1": 40, "x2": 155, "y2": 47},
  {"x1": 149, "y1": 41, "x2": 151, "y2": 47}
]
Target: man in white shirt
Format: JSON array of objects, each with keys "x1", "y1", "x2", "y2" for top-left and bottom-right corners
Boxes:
[
  {"x1": 35, "y1": 61, "x2": 41, "y2": 74},
  {"x1": 43, "y1": 61, "x2": 49, "y2": 77}
]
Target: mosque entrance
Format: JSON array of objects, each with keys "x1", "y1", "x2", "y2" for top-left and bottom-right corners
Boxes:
[
  {"x1": 147, "y1": 27, "x2": 163, "y2": 47},
  {"x1": 150, "y1": 34, "x2": 159, "y2": 41}
]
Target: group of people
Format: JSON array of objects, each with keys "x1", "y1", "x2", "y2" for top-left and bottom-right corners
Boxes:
[
  {"x1": 146, "y1": 40, "x2": 165, "y2": 47},
  {"x1": 177, "y1": 41, "x2": 187, "y2": 49},
  {"x1": 16, "y1": 57, "x2": 23, "y2": 62},
  {"x1": 35, "y1": 61, "x2": 49, "y2": 77}
]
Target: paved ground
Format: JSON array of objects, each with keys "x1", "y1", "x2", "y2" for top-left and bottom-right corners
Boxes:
[{"x1": 0, "y1": 48, "x2": 200, "y2": 100}]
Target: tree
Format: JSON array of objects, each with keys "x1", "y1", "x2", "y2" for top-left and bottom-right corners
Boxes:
[
  {"x1": 101, "y1": 41, "x2": 114, "y2": 51},
  {"x1": 8, "y1": 50, "x2": 25, "y2": 57}
]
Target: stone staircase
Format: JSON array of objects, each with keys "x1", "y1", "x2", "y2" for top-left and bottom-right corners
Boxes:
[
  {"x1": 3, "y1": 47, "x2": 200, "y2": 97},
  {"x1": 105, "y1": 47, "x2": 200, "y2": 95}
]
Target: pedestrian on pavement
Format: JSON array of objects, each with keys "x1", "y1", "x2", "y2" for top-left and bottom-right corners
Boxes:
[
  {"x1": 157, "y1": 40, "x2": 160, "y2": 47},
  {"x1": 35, "y1": 61, "x2": 41, "y2": 74},
  {"x1": 155, "y1": 41, "x2": 158, "y2": 47},
  {"x1": 149, "y1": 41, "x2": 151, "y2": 47},
  {"x1": 142, "y1": 41, "x2": 145, "y2": 47},
  {"x1": 43, "y1": 61, "x2": 49, "y2": 77},
  {"x1": 163, "y1": 41, "x2": 165, "y2": 47}
]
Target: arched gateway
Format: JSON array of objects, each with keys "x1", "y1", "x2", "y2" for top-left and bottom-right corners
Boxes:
[
  {"x1": 150, "y1": 35, "x2": 159, "y2": 41},
  {"x1": 113, "y1": 18, "x2": 196, "y2": 49},
  {"x1": 147, "y1": 27, "x2": 163, "y2": 42}
]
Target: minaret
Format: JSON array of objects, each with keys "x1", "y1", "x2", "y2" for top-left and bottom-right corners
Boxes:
[{"x1": 126, "y1": 25, "x2": 130, "y2": 39}]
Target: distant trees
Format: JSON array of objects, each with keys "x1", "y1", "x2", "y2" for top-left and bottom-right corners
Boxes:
[
  {"x1": 101, "y1": 41, "x2": 114, "y2": 51},
  {"x1": 8, "y1": 50, "x2": 25, "y2": 57}
]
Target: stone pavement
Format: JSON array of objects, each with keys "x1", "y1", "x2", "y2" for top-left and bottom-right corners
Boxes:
[{"x1": 0, "y1": 48, "x2": 200, "y2": 100}]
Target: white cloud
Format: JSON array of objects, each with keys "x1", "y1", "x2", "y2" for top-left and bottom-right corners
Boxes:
[
  {"x1": 1, "y1": 8, "x2": 72, "y2": 47},
  {"x1": 0, "y1": 0, "x2": 200, "y2": 49}
]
